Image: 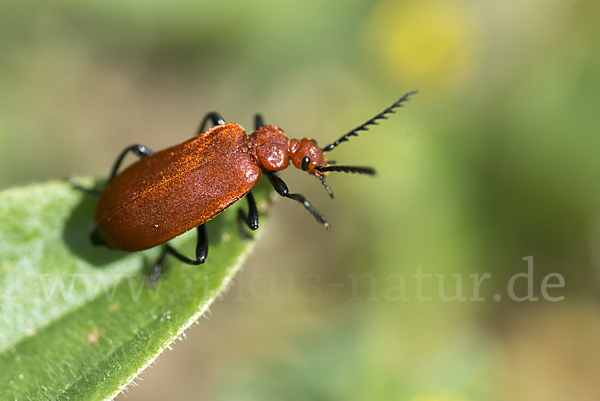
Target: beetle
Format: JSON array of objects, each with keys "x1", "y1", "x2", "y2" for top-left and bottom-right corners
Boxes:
[{"x1": 90, "y1": 91, "x2": 417, "y2": 278}]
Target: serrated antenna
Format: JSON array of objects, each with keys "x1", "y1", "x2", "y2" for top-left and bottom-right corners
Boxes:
[{"x1": 323, "y1": 90, "x2": 418, "y2": 152}]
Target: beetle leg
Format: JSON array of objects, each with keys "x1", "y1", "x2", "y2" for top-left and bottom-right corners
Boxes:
[
  {"x1": 238, "y1": 190, "x2": 259, "y2": 237},
  {"x1": 109, "y1": 145, "x2": 154, "y2": 181},
  {"x1": 166, "y1": 224, "x2": 208, "y2": 265},
  {"x1": 196, "y1": 112, "x2": 226, "y2": 135},
  {"x1": 151, "y1": 224, "x2": 208, "y2": 284},
  {"x1": 254, "y1": 114, "x2": 265, "y2": 130},
  {"x1": 265, "y1": 172, "x2": 329, "y2": 228}
]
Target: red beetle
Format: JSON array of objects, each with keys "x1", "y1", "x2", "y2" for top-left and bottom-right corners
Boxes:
[{"x1": 91, "y1": 91, "x2": 417, "y2": 277}]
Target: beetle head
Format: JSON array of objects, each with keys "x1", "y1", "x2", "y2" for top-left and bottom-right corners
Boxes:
[
  {"x1": 288, "y1": 138, "x2": 327, "y2": 176},
  {"x1": 288, "y1": 137, "x2": 374, "y2": 199}
]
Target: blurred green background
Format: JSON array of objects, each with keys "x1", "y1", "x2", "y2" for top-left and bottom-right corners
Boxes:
[{"x1": 2, "y1": 0, "x2": 600, "y2": 400}]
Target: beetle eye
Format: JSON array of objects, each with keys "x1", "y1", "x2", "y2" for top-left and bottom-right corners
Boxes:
[{"x1": 301, "y1": 156, "x2": 311, "y2": 171}]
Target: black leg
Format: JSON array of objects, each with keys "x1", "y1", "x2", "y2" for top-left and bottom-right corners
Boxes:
[
  {"x1": 254, "y1": 114, "x2": 265, "y2": 130},
  {"x1": 196, "y1": 112, "x2": 226, "y2": 135},
  {"x1": 238, "y1": 191, "x2": 259, "y2": 237},
  {"x1": 266, "y1": 172, "x2": 329, "y2": 228},
  {"x1": 166, "y1": 224, "x2": 208, "y2": 265},
  {"x1": 110, "y1": 145, "x2": 154, "y2": 181},
  {"x1": 150, "y1": 224, "x2": 208, "y2": 284}
]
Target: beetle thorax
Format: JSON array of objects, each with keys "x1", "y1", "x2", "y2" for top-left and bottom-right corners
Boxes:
[{"x1": 249, "y1": 125, "x2": 290, "y2": 171}]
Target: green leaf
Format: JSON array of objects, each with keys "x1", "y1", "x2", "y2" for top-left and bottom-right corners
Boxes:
[{"x1": 0, "y1": 178, "x2": 274, "y2": 400}]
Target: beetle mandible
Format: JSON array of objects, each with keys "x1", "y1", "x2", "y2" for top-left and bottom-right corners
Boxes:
[{"x1": 90, "y1": 91, "x2": 418, "y2": 277}]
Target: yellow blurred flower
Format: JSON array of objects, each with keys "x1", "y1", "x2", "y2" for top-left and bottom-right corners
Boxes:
[{"x1": 364, "y1": 0, "x2": 480, "y2": 88}]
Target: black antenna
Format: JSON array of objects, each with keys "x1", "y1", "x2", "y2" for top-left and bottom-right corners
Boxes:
[
  {"x1": 314, "y1": 165, "x2": 376, "y2": 175},
  {"x1": 323, "y1": 90, "x2": 418, "y2": 152},
  {"x1": 317, "y1": 174, "x2": 334, "y2": 199}
]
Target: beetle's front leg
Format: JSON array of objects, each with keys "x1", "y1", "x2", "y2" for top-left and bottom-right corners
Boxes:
[{"x1": 265, "y1": 172, "x2": 329, "y2": 228}]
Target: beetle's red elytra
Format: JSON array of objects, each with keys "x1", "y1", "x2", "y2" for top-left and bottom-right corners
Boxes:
[
  {"x1": 91, "y1": 91, "x2": 417, "y2": 277},
  {"x1": 94, "y1": 123, "x2": 277, "y2": 252}
]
